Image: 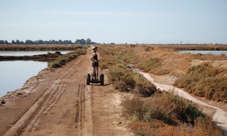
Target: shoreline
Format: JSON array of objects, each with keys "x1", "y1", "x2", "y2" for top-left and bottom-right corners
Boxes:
[{"x1": 0, "y1": 67, "x2": 49, "y2": 102}]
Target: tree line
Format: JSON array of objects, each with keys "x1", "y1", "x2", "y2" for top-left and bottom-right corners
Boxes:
[{"x1": 0, "y1": 38, "x2": 95, "y2": 44}]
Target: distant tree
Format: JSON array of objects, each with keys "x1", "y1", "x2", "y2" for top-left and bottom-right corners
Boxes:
[
  {"x1": 63, "y1": 40, "x2": 72, "y2": 44},
  {"x1": 75, "y1": 39, "x2": 80, "y2": 44},
  {"x1": 58, "y1": 40, "x2": 63, "y2": 44},
  {"x1": 48, "y1": 40, "x2": 58, "y2": 44},
  {"x1": 37, "y1": 40, "x2": 44, "y2": 44},
  {"x1": 25, "y1": 40, "x2": 34, "y2": 44},
  {"x1": 0, "y1": 40, "x2": 9, "y2": 44},
  {"x1": 1, "y1": 39, "x2": 95, "y2": 44},
  {"x1": 86, "y1": 38, "x2": 91, "y2": 44},
  {"x1": 15, "y1": 40, "x2": 20, "y2": 44},
  {"x1": 75, "y1": 39, "x2": 86, "y2": 44},
  {"x1": 14, "y1": 39, "x2": 24, "y2": 44},
  {"x1": 80, "y1": 39, "x2": 86, "y2": 44}
]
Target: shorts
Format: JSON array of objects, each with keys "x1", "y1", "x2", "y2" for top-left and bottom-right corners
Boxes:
[{"x1": 92, "y1": 61, "x2": 99, "y2": 67}]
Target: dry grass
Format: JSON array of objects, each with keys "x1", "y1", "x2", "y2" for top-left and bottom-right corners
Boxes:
[
  {"x1": 159, "y1": 44, "x2": 227, "y2": 51},
  {"x1": 98, "y1": 45, "x2": 225, "y2": 135},
  {"x1": 100, "y1": 44, "x2": 227, "y2": 102},
  {"x1": 122, "y1": 92, "x2": 206, "y2": 125},
  {"x1": 122, "y1": 92, "x2": 224, "y2": 136},
  {"x1": 99, "y1": 45, "x2": 157, "y2": 97},
  {"x1": 174, "y1": 64, "x2": 227, "y2": 101},
  {"x1": 48, "y1": 48, "x2": 86, "y2": 68}
]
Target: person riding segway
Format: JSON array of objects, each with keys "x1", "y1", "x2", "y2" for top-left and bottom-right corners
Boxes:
[
  {"x1": 86, "y1": 46, "x2": 104, "y2": 85},
  {"x1": 91, "y1": 46, "x2": 99, "y2": 80}
]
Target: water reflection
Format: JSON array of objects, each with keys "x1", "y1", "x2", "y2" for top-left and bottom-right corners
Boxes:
[
  {"x1": 0, "y1": 61, "x2": 47, "y2": 98},
  {"x1": 179, "y1": 50, "x2": 227, "y2": 56},
  {"x1": 0, "y1": 50, "x2": 73, "y2": 98},
  {"x1": 0, "y1": 51, "x2": 72, "y2": 56}
]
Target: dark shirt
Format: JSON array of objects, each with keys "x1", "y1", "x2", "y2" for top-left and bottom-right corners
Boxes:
[{"x1": 93, "y1": 54, "x2": 98, "y2": 61}]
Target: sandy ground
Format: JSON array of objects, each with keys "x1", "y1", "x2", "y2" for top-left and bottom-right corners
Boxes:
[
  {"x1": 0, "y1": 48, "x2": 133, "y2": 136},
  {"x1": 0, "y1": 47, "x2": 227, "y2": 135}
]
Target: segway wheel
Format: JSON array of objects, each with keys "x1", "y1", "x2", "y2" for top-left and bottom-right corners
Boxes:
[
  {"x1": 100, "y1": 74, "x2": 104, "y2": 86},
  {"x1": 86, "y1": 73, "x2": 91, "y2": 85}
]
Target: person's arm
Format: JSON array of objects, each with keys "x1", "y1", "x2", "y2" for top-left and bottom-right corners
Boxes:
[{"x1": 91, "y1": 53, "x2": 94, "y2": 61}]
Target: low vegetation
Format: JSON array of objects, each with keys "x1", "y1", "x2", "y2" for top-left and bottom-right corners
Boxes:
[
  {"x1": 0, "y1": 51, "x2": 62, "y2": 62},
  {"x1": 122, "y1": 93, "x2": 224, "y2": 136},
  {"x1": 98, "y1": 45, "x2": 225, "y2": 135},
  {"x1": 100, "y1": 44, "x2": 227, "y2": 102},
  {"x1": 174, "y1": 64, "x2": 227, "y2": 101},
  {"x1": 163, "y1": 44, "x2": 227, "y2": 51},
  {"x1": 99, "y1": 46, "x2": 156, "y2": 97},
  {"x1": 48, "y1": 48, "x2": 86, "y2": 68},
  {"x1": 1, "y1": 44, "x2": 225, "y2": 135}
]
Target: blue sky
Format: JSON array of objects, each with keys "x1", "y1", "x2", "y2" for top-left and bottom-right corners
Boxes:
[{"x1": 0, "y1": 0, "x2": 226, "y2": 44}]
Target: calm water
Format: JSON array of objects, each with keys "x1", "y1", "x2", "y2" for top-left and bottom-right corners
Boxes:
[
  {"x1": 179, "y1": 50, "x2": 227, "y2": 56},
  {"x1": 0, "y1": 50, "x2": 71, "y2": 56},
  {"x1": 0, "y1": 61, "x2": 47, "y2": 97},
  {"x1": 0, "y1": 51, "x2": 72, "y2": 98}
]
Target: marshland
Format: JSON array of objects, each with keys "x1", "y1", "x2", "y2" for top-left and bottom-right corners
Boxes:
[{"x1": 1, "y1": 44, "x2": 227, "y2": 135}]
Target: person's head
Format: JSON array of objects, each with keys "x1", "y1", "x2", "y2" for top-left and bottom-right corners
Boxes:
[{"x1": 92, "y1": 46, "x2": 98, "y2": 52}]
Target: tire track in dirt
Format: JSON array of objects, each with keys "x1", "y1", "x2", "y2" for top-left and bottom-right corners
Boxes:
[
  {"x1": 75, "y1": 82, "x2": 85, "y2": 135},
  {"x1": 74, "y1": 80, "x2": 93, "y2": 136},
  {"x1": 3, "y1": 59, "x2": 81, "y2": 136},
  {"x1": 81, "y1": 84, "x2": 93, "y2": 136}
]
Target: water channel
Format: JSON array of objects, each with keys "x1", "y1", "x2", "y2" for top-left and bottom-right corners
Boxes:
[
  {"x1": 179, "y1": 50, "x2": 227, "y2": 56},
  {"x1": 0, "y1": 51, "x2": 72, "y2": 98}
]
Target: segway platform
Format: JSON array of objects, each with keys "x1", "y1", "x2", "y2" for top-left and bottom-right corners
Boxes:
[{"x1": 86, "y1": 72, "x2": 104, "y2": 85}]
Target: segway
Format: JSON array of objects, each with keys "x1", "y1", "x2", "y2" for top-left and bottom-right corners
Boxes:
[{"x1": 86, "y1": 71, "x2": 104, "y2": 85}]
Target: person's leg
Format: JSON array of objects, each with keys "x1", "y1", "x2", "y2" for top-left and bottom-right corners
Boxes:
[
  {"x1": 95, "y1": 67, "x2": 99, "y2": 80},
  {"x1": 92, "y1": 67, "x2": 95, "y2": 80}
]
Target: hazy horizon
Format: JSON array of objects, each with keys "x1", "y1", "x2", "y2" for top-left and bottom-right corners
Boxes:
[{"x1": 1, "y1": 0, "x2": 227, "y2": 44}]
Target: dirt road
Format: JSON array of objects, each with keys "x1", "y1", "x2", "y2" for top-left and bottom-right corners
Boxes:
[{"x1": 0, "y1": 48, "x2": 133, "y2": 136}]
